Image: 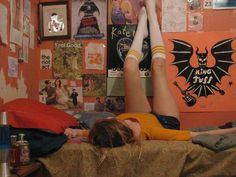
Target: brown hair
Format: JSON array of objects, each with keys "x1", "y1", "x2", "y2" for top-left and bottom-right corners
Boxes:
[
  {"x1": 88, "y1": 119, "x2": 135, "y2": 148},
  {"x1": 54, "y1": 78, "x2": 62, "y2": 88}
]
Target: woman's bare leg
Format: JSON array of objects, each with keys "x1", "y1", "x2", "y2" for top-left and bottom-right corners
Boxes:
[
  {"x1": 124, "y1": 7, "x2": 151, "y2": 113},
  {"x1": 146, "y1": 0, "x2": 179, "y2": 119},
  {"x1": 152, "y1": 60, "x2": 179, "y2": 118}
]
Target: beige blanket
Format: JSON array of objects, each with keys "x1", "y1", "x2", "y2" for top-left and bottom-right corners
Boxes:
[{"x1": 39, "y1": 140, "x2": 236, "y2": 177}]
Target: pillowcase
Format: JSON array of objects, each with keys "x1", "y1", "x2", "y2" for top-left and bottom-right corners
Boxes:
[{"x1": 0, "y1": 98, "x2": 77, "y2": 134}]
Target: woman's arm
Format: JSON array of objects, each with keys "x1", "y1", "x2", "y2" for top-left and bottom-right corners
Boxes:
[
  {"x1": 64, "y1": 128, "x2": 90, "y2": 139},
  {"x1": 190, "y1": 127, "x2": 236, "y2": 138}
]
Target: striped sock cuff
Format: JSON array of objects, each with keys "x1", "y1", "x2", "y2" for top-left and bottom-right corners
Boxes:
[
  {"x1": 151, "y1": 45, "x2": 166, "y2": 59},
  {"x1": 126, "y1": 49, "x2": 142, "y2": 62}
]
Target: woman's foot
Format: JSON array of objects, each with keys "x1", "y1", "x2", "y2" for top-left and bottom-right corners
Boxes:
[{"x1": 145, "y1": 0, "x2": 157, "y2": 18}]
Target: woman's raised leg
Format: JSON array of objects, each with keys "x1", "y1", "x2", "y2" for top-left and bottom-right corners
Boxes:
[
  {"x1": 146, "y1": 0, "x2": 179, "y2": 119},
  {"x1": 124, "y1": 7, "x2": 151, "y2": 113}
]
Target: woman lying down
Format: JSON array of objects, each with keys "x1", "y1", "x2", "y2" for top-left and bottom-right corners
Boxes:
[{"x1": 65, "y1": 0, "x2": 236, "y2": 148}]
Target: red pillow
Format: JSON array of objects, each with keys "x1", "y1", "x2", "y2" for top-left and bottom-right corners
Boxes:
[{"x1": 0, "y1": 98, "x2": 77, "y2": 134}]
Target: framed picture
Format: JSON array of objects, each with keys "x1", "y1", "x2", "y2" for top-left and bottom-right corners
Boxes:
[{"x1": 39, "y1": 1, "x2": 70, "y2": 41}]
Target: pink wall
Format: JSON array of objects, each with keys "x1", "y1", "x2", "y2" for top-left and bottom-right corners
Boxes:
[{"x1": 0, "y1": 0, "x2": 39, "y2": 100}]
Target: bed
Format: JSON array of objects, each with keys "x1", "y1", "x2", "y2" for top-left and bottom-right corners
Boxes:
[
  {"x1": 39, "y1": 139, "x2": 236, "y2": 177},
  {"x1": 2, "y1": 99, "x2": 236, "y2": 177}
]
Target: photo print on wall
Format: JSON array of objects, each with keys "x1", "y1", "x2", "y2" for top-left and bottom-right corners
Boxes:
[
  {"x1": 71, "y1": 0, "x2": 107, "y2": 39},
  {"x1": 53, "y1": 41, "x2": 83, "y2": 80},
  {"x1": 108, "y1": 0, "x2": 141, "y2": 25},
  {"x1": 82, "y1": 74, "x2": 106, "y2": 96},
  {"x1": 39, "y1": 79, "x2": 83, "y2": 110},
  {"x1": 107, "y1": 24, "x2": 151, "y2": 77}
]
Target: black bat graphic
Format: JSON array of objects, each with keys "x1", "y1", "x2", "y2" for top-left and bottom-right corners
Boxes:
[{"x1": 171, "y1": 38, "x2": 235, "y2": 97}]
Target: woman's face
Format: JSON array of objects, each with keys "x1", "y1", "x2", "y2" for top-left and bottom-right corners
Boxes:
[
  {"x1": 55, "y1": 79, "x2": 60, "y2": 85},
  {"x1": 112, "y1": 0, "x2": 121, "y2": 7}
]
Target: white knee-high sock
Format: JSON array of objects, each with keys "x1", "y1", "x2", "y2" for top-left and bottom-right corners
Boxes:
[
  {"x1": 146, "y1": 0, "x2": 166, "y2": 60},
  {"x1": 126, "y1": 7, "x2": 148, "y2": 62}
]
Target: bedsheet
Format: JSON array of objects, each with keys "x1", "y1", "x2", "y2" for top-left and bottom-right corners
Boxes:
[{"x1": 39, "y1": 140, "x2": 236, "y2": 177}]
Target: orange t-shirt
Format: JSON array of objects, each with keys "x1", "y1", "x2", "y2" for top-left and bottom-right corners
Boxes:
[{"x1": 116, "y1": 113, "x2": 191, "y2": 141}]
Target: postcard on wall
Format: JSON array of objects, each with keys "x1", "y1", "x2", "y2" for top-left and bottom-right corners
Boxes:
[
  {"x1": 40, "y1": 49, "x2": 52, "y2": 70},
  {"x1": 162, "y1": 0, "x2": 186, "y2": 32},
  {"x1": 82, "y1": 74, "x2": 106, "y2": 96},
  {"x1": 53, "y1": 41, "x2": 83, "y2": 80},
  {"x1": 39, "y1": 78, "x2": 83, "y2": 109},
  {"x1": 188, "y1": 12, "x2": 203, "y2": 32},
  {"x1": 213, "y1": 0, "x2": 236, "y2": 9},
  {"x1": 8, "y1": 56, "x2": 18, "y2": 77},
  {"x1": 71, "y1": 0, "x2": 107, "y2": 39},
  {"x1": 107, "y1": 0, "x2": 140, "y2": 25},
  {"x1": 22, "y1": 36, "x2": 29, "y2": 63},
  {"x1": 83, "y1": 40, "x2": 106, "y2": 72},
  {"x1": 0, "y1": 3, "x2": 8, "y2": 45},
  {"x1": 84, "y1": 102, "x2": 95, "y2": 111},
  {"x1": 107, "y1": 25, "x2": 151, "y2": 77},
  {"x1": 10, "y1": 0, "x2": 23, "y2": 46}
]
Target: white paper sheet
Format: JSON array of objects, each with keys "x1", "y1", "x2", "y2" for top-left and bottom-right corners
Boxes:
[
  {"x1": 10, "y1": 43, "x2": 16, "y2": 52},
  {"x1": 0, "y1": 3, "x2": 8, "y2": 45},
  {"x1": 23, "y1": 16, "x2": 30, "y2": 36},
  {"x1": 162, "y1": 0, "x2": 187, "y2": 32},
  {"x1": 85, "y1": 42, "x2": 105, "y2": 70},
  {"x1": 40, "y1": 49, "x2": 52, "y2": 70},
  {"x1": 0, "y1": 69, "x2": 28, "y2": 102},
  {"x1": 29, "y1": 24, "x2": 35, "y2": 49},
  {"x1": 84, "y1": 102, "x2": 95, "y2": 111},
  {"x1": 23, "y1": 0, "x2": 31, "y2": 17},
  {"x1": 10, "y1": 0, "x2": 23, "y2": 46},
  {"x1": 22, "y1": 36, "x2": 29, "y2": 62}
]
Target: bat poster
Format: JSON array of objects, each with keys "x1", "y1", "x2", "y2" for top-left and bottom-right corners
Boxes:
[
  {"x1": 107, "y1": 24, "x2": 151, "y2": 77},
  {"x1": 164, "y1": 31, "x2": 236, "y2": 112}
]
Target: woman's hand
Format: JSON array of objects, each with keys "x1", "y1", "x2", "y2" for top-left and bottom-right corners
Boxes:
[
  {"x1": 64, "y1": 128, "x2": 80, "y2": 139},
  {"x1": 64, "y1": 128, "x2": 90, "y2": 139}
]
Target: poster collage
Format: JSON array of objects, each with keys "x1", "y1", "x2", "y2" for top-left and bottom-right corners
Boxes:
[
  {"x1": 39, "y1": 0, "x2": 146, "y2": 112},
  {"x1": 37, "y1": 0, "x2": 236, "y2": 112}
]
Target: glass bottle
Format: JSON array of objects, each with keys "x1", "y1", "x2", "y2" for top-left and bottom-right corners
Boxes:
[{"x1": 17, "y1": 134, "x2": 30, "y2": 166}]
